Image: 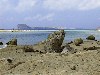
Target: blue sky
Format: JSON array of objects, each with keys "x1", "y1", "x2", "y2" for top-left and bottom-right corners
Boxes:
[{"x1": 0, "y1": 0, "x2": 100, "y2": 29}]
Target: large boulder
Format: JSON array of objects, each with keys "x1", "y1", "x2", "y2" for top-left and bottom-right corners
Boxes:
[
  {"x1": 86, "y1": 35, "x2": 95, "y2": 40},
  {"x1": 74, "y1": 38, "x2": 83, "y2": 46},
  {"x1": 6, "y1": 39, "x2": 17, "y2": 45},
  {"x1": 33, "y1": 30, "x2": 65, "y2": 53}
]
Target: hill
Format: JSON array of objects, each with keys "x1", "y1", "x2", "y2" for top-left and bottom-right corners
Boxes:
[
  {"x1": 17, "y1": 24, "x2": 33, "y2": 30},
  {"x1": 17, "y1": 24, "x2": 58, "y2": 30}
]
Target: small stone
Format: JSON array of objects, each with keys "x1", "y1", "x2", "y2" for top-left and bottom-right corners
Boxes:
[
  {"x1": 68, "y1": 41, "x2": 73, "y2": 44},
  {"x1": 6, "y1": 39, "x2": 17, "y2": 45},
  {"x1": 7, "y1": 59, "x2": 12, "y2": 63},
  {"x1": 71, "y1": 66, "x2": 76, "y2": 70},
  {"x1": 23, "y1": 46, "x2": 34, "y2": 52},
  {"x1": 0, "y1": 42, "x2": 3, "y2": 45},
  {"x1": 83, "y1": 46, "x2": 96, "y2": 50},
  {"x1": 61, "y1": 43, "x2": 74, "y2": 54},
  {"x1": 95, "y1": 40, "x2": 97, "y2": 41},
  {"x1": 74, "y1": 38, "x2": 83, "y2": 46},
  {"x1": 97, "y1": 41, "x2": 100, "y2": 45}
]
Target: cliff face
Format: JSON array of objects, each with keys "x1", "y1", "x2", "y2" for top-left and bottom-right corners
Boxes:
[{"x1": 17, "y1": 24, "x2": 33, "y2": 30}]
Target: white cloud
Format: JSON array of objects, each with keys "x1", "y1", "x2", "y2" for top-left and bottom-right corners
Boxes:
[
  {"x1": 0, "y1": 0, "x2": 13, "y2": 14},
  {"x1": 38, "y1": 13, "x2": 54, "y2": 21},
  {"x1": 0, "y1": 0, "x2": 100, "y2": 16},
  {"x1": 24, "y1": 14, "x2": 41, "y2": 21},
  {"x1": 0, "y1": 0, "x2": 37, "y2": 15},
  {"x1": 6, "y1": 17, "x2": 16, "y2": 21},
  {"x1": 0, "y1": 0, "x2": 100, "y2": 15},
  {"x1": 24, "y1": 13, "x2": 54, "y2": 21},
  {"x1": 15, "y1": 0, "x2": 37, "y2": 13},
  {"x1": 78, "y1": 0, "x2": 100, "y2": 10},
  {"x1": 43, "y1": 0, "x2": 100, "y2": 10}
]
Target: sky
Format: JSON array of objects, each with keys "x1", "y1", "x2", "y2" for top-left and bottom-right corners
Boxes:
[{"x1": 0, "y1": 0, "x2": 100, "y2": 29}]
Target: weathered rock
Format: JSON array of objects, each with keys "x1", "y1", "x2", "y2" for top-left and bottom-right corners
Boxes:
[
  {"x1": 7, "y1": 58, "x2": 12, "y2": 63},
  {"x1": 74, "y1": 38, "x2": 83, "y2": 46},
  {"x1": 33, "y1": 30, "x2": 65, "y2": 53},
  {"x1": 68, "y1": 41, "x2": 73, "y2": 44},
  {"x1": 6, "y1": 39, "x2": 17, "y2": 45},
  {"x1": 23, "y1": 46, "x2": 34, "y2": 52},
  {"x1": 61, "y1": 43, "x2": 74, "y2": 54},
  {"x1": 0, "y1": 42, "x2": 3, "y2": 45},
  {"x1": 97, "y1": 41, "x2": 100, "y2": 45},
  {"x1": 83, "y1": 46, "x2": 96, "y2": 50},
  {"x1": 70, "y1": 65, "x2": 76, "y2": 70},
  {"x1": 86, "y1": 35, "x2": 95, "y2": 40}
]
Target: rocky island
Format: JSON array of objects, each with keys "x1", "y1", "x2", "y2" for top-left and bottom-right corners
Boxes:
[{"x1": 0, "y1": 30, "x2": 100, "y2": 75}]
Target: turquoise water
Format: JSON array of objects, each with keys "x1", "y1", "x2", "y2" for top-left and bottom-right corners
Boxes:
[{"x1": 0, "y1": 30, "x2": 100, "y2": 47}]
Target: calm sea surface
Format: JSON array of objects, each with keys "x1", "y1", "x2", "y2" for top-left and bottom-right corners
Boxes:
[{"x1": 0, "y1": 30, "x2": 100, "y2": 48}]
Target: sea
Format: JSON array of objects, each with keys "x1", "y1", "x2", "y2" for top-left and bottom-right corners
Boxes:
[{"x1": 0, "y1": 30, "x2": 100, "y2": 49}]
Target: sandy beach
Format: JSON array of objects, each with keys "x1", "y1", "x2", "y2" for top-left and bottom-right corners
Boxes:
[{"x1": 0, "y1": 30, "x2": 100, "y2": 75}]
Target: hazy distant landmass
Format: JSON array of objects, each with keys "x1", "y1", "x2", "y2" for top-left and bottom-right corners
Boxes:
[
  {"x1": 17, "y1": 24, "x2": 59, "y2": 30},
  {"x1": 17, "y1": 24, "x2": 95, "y2": 30},
  {"x1": 0, "y1": 24, "x2": 98, "y2": 30},
  {"x1": 17, "y1": 24, "x2": 33, "y2": 30}
]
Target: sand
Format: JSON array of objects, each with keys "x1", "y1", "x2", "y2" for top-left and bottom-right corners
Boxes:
[{"x1": 0, "y1": 40, "x2": 100, "y2": 75}]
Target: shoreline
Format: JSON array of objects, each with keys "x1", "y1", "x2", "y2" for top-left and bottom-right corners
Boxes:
[
  {"x1": 0, "y1": 40, "x2": 100, "y2": 75},
  {"x1": 0, "y1": 30, "x2": 100, "y2": 75},
  {"x1": 0, "y1": 29, "x2": 98, "y2": 32}
]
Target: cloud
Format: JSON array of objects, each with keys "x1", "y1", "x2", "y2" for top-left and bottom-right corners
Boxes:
[
  {"x1": 43, "y1": 0, "x2": 100, "y2": 11},
  {"x1": 15, "y1": 0, "x2": 37, "y2": 13},
  {"x1": 98, "y1": 17, "x2": 100, "y2": 20},
  {"x1": 0, "y1": 0, "x2": 37, "y2": 15},
  {"x1": 0, "y1": 16, "x2": 16, "y2": 22},
  {"x1": 0, "y1": 0, "x2": 100, "y2": 15},
  {"x1": 24, "y1": 13, "x2": 54, "y2": 21},
  {"x1": 0, "y1": 0, "x2": 13, "y2": 14},
  {"x1": 78, "y1": 0, "x2": 100, "y2": 10},
  {"x1": 38, "y1": 13, "x2": 54, "y2": 21}
]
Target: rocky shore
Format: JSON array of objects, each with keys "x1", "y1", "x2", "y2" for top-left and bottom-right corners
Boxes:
[{"x1": 0, "y1": 30, "x2": 100, "y2": 75}]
